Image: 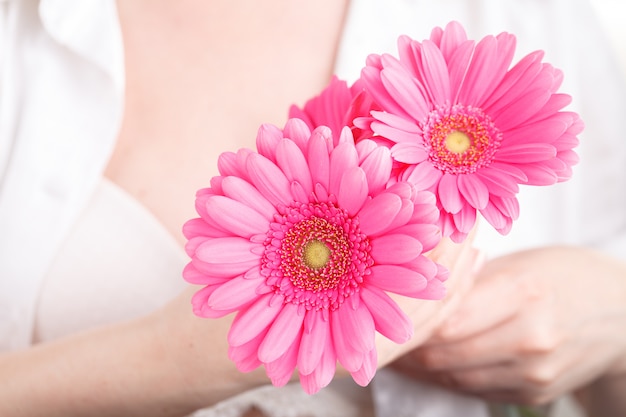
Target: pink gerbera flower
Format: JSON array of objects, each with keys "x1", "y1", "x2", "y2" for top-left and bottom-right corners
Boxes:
[
  {"x1": 359, "y1": 21, "x2": 583, "y2": 241},
  {"x1": 183, "y1": 118, "x2": 446, "y2": 394},
  {"x1": 288, "y1": 75, "x2": 378, "y2": 142}
]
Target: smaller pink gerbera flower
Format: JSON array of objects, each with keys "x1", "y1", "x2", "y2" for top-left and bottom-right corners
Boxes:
[
  {"x1": 288, "y1": 75, "x2": 378, "y2": 142},
  {"x1": 358, "y1": 21, "x2": 583, "y2": 241},
  {"x1": 183, "y1": 118, "x2": 446, "y2": 393}
]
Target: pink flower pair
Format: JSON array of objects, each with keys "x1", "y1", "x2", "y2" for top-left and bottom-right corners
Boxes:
[{"x1": 183, "y1": 21, "x2": 582, "y2": 394}]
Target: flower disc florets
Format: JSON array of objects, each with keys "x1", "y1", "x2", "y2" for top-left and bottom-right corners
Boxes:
[
  {"x1": 262, "y1": 202, "x2": 373, "y2": 311},
  {"x1": 425, "y1": 105, "x2": 502, "y2": 175}
]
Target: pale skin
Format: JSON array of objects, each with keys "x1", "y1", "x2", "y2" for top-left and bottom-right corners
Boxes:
[
  {"x1": 2, "y1": 1, "x2": 626, "y2": 416},
  {"x1": 395, "y1": 246, "x2": 626, "y2": 416}
]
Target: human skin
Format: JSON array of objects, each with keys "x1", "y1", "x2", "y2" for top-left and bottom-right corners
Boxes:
[{"x1": 394, "y1": 246, "x2": 626, "y2": 416}]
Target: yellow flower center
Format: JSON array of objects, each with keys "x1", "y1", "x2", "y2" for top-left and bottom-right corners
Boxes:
[
  {"x1": 424, "y1": 105, "x2": 502, "y2": 174},
  {"x1": 303, "y1": 239, "x2": 331, "y2": 269},
  {"x1": 444, "y1": 131, "x2": 471, "y2": 154}
]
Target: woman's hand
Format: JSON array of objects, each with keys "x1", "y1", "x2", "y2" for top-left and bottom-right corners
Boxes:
[{"x1": 393, "y1": 246, "x2": 626, "y2": 409}]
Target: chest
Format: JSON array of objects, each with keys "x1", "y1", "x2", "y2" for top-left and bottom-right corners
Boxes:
[{"x1": 105, "y1": 0, "x2": 348, "y2": 244}]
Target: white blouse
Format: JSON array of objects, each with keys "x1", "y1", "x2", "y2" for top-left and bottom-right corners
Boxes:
[{"x1": 0, "y1": 0, "x2": 124, "y2": 351}]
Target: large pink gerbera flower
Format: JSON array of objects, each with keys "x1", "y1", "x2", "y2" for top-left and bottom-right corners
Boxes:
[
  {"x1": 183, "y1": 118, "x2": 446, "y2": 394},
  {"x1": 359, "y1": 21, "x2": 583, "y2": 241}
]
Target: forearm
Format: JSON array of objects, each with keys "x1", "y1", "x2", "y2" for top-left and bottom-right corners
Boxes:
[{"x1": 0, "y1": 310, "x2": 266, "y2": 417}]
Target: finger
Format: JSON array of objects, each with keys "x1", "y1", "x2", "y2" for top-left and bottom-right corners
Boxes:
[
  {"x1": 431, "y1": 266, "x2": 524, "y2": 343},
  {"x1": 416, "y1": 318, "x2": 526, "y2": 370},
  {"x1": 430, "y1": 362, "x2": 521, "y2": 393}
]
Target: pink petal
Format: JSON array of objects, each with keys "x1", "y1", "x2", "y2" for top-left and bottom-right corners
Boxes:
[
  {"x1": 457, "y1": 174, "x2": 490, "y2": 210},
  {"x1": 491, "y1": 195, "x2": 520, "y2": 221},
  {"x1": 256, "y1": 123, "x2": 283, "y2": 162},
  {"x1": 370, "y1": 109, "x2": 422, "y2": 135},
  {"x1": 193, "y1": 237, "x2": 260, "y2": 278},
  {"x1": 410, "y1": 195, "x2": 440, "y2": 225},
  {"x1": 228, "y1": 293, "x2": 284, "y2": 346},
  {"x1": 276, "y1": 138, "x2": 313, "y2": 198},
  {"x1": 330, "y1": 310, "x2": 364, "y2": 372},
  {"x1": 492, "y1": 86, "x2": 552, "y2": 132},
  {"x1": 496, "y1": 143, "x2": 556, "y2": 163},
  {"x1": 228, "y1": 329, "x2": 266, "y2": 373},
  {"x1": 386, "y1": 197, "x2": 417, "y2": 232},
  {"x1": 351, "y1": 348, "x2": 377, "y2": 387},
  {"x1": 337, "y1": 300, "x2": 376, "y2": 353},
  {"x1": 246, "y1": 153, "x2": 292, "y2": 206},
  {"x1": 403, "y1": 162, "x2": 443, "y2": 190},
  {"x1": 265, "y1": 327, "x2": 301, "y2": 387},
  {"x1": 371, "y1": 119, "x2": 421, "y2": 144},
  {"x1": 370, "y1": 233, "x2": 423, "y2": 264},
  {"x1": 182, "y1": 217, "x2": 227, "y2": 240},
  {"x1": 307, "y1": 127, "x2": 332, "y2": 192},
  {"x1": 438, "y1": 173, "x2": 463, "y2": 213},
  {"x1": 360, "y1": 285, "x2": 413, "y2": 343},
  {"x1": 447, "y1": 40, "x2": 474, "y2": 99},
  {"x1": 360, "y1": 66, "x2": 404, "y2": 117},
  {"x1": 360, "y1": 145, "x2": 393, "y2": 195},
  {"x1": 420, "y1": 40, "x2": 451, "y2": 103},
  {"x1": 355, "y1": 138, "x2": 381, "y2": 162},
  {"x1": 195, "y1": 236, "x2": 258, "y2": 264},
  {"x1": 392, "y1": 223, "x2": 442, "y2": 253},
  {"x1": 206, "y1": 195, "x2": 269, "y2": 238},
  {"x1": 258, "y1": 302, "x2": 305, "y2": 363},
  {"x1": 338, "y1": 167, "x2": 369, "y2": 217},
  {"x1": 218, "y1": 149, "x2": 252, "y2": 179},
  {"x1": 505, "y1": 117, "x2": 568, "y2": 145},
  {"x1": 330, "y1": 141, "x2": 360, "y2": 197},
  {"x1": 460, "y1": 33, "x2": 516, "y2": 106},
  {"x1": 182, "y1": 262, "x2": 229, "y2": 285},
  {"x1": 367, "y1": 264, "x2": 428, "y2": 296},
  {"x1": 358, "y1": 192, "x2": 402, "y2": 236},
  {"x1": 517, "y1": 164, "x2": 558, "y2": 185},
  {"x1": 438, "y1": 21, "x2": 469, "y2": 61},
  {"x1": 391, "y1": 142, "x2": 428, "y2": 164},
  {"x1": 452, "y1": 204, "x2": 477, "y2": 234},
  {"x1": 221, "y1": 177, "x2": 276, "y2": 221},
  {"x1": 298, "y1": 311, "x2": 329, "y2": 375},
  {"x1": 191, "y1": 284, "x2": 233, "y2": 318},
  {"x1": 402, "y1": 255, "x2": 439, "y2": 280},
  {"x1": 479, "y1": 200, "x2": 509, "y2": 230},
  {"x1": 413, "y1": 277, "x2": 447, "y2": 300},
  {"x1": 299, "y1": 330, "x2": 336, "y2": 394},
  {"x1": 208, "y1": 274, "x2": 265, "y2": 311},
  {"x1": 380, "y1": 66, "x2": 430, "y2": 120},
  {"x1": 482, "y1": 50, "x2": 544, "y2": 112},
  {"x1": 475, "y1": 169, "x2": 519, "y2": 197},
  {"x1": 283, "y1": 118, "x2": 313, "y2": 153}
]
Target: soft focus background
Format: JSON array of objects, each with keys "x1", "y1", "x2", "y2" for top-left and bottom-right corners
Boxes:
[{"x1": 590, "y1": 0, "x2": 626, "y2": 77}]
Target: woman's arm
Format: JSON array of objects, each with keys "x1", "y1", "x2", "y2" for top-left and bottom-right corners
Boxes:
[{"x1": 0, "y1": 289, "x2": 267, "y2": 417}]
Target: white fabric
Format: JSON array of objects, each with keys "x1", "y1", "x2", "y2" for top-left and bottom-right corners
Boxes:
[
  {"x1": 33, "y1": 178, "x2": 188, "y2": 342},
  {"x1": 0, "y1": 0, "x2": 624, "y2": 416},
  {"x1": 0, "y1": 0, "x2": 124, "y2": 350}
]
